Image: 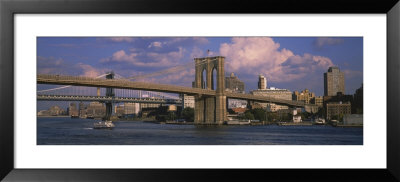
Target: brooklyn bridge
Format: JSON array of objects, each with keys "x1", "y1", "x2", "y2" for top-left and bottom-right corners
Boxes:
[{"x1": 37, "y1": 56, "x2": 317, "y2": 125}]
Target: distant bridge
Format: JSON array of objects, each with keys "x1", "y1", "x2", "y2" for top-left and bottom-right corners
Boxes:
[{"x1": 37, "y1": 94, "x2": 181, "y2": 104}]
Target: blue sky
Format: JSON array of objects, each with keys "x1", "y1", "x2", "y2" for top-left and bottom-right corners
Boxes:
[{"x1": 37, "y1": 37, "x2": 363, "y2": 96}]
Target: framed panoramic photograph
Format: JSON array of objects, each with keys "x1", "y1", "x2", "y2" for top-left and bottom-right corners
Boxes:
[{"x1": 1, "y1": 0, "x2": 400, "y2": 181}]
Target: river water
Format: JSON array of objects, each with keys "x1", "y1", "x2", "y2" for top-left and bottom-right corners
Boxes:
[{"x1": 37, "y1": 117, "x2": 363, "y2": 145}]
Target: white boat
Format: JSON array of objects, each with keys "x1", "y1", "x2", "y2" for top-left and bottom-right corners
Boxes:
[
  {"x1": 314, "y1": 118, "x2": 326, "y2": 125},
  {"x1": 93, "y1": 120, "x2": 115, "y2": 129}
]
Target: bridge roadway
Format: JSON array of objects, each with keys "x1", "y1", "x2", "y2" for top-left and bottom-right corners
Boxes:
[
  {"x1": 37, "y1": 74, "x2": 311, "y2": 107},
  {"x1": 37, "y1": 94, "x2": 181, "y2": 104}
]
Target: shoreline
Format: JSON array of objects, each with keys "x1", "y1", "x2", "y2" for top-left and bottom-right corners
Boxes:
[
  {"x1": 36, "y1": 117, "x2": 363, "y2": 128},
  {"x1": 37, "y1": 115, "x2": 69, "y2": 118}
]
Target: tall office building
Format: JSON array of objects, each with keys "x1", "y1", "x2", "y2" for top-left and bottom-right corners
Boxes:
[
  {"x1": 258, "y1": 74, "x2": 267, "y2": 90},
  {"x1": 324, "y1": 67, "x2": 345, "y2": 96},
  {"x1": 225, "y1": 72, "x2": 245, "y2": 93}
]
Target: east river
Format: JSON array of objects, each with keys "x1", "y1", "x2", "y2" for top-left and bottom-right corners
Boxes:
[{"x1": 37, "y1": 117, "x2": 363, "y2": 145}]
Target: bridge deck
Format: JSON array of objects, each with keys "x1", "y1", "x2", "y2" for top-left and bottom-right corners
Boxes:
[
  {"x1": 37, "y1": 74, "x2": 216, "y2": 96},
  {"x1": 37, "y1": 74, "x2": 313, "y2": 107},
  {"x1": 37, "y1": 94, "x2": 181, "y2": 104}
]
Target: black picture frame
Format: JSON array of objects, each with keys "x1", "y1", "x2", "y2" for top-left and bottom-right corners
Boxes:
[{"x1": 1, "y1": 0, "x2": 399, "y2": 181}]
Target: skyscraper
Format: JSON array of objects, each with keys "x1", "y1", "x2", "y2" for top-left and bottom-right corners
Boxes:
[
  {"x1": 258, "y1": 74, "x2": 267, "y2": 90},
  {"x1": 225, "y1": 72, "x2": 245, "y2": 93},
  {"x1": 324, "y1": 67, "x2": 345, "y2": 96}
]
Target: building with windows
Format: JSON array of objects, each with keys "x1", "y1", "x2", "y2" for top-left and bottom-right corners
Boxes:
[
  {"x1": 86, "y1": 102, "x2": 106, "y2": 118},
  {"x1": 115, "y1": 105, "x2": 124, "y2": 117},
  {"x1": 293, "y1": 89, "x2": 315, "y2": 104},
  {"x1": 68, "y1": 102, "x2": 79, "y2": 117},
  {"x1": 78, "y1": 102, "x2": 86, "y2": 118},
  {"x1": 311, "y1": 96, "x2": 323, "y2": 107},
  {"x1": 266, "y1": 103, "x2": 289, "y2": 112},
  {"x1": 324, "y1": 66, "x2": 345, "y2": 96},
  {"x1": 38, "y1": 105, "x2": 66, "y2": 116},
  {"x1": 228, "y1": 99, "x2": 247, "y2": 108},
  {"x1": 258, "y1": 74, "x2": 267, "y2": 90},
  {"x1": 115, "y1": 103, "x2": 140, "y2": 118},
  {"x1": 225, "y1": 72, "x2": 245, "y2": 93},
  {"x1": 292, "y1": 109, "x2": 302, "y2": 123},
  {"x1": 326, "y1": 101, "x2": 351, "y2": 120},
  {"x1": 250, "y1": 87, "x2": 292, "y2": 110},
  {"x1": 251, "y1": 74, "x2": 291, "y2": 110},
  {"x1": 183, "y1": 94, "x2": 195, "y2": 108},
  {"x1": 124, "y1": 103, "x2": 140, "y2": 115},
  {"x1": 323, "y1": 93, "x2": 353, "y2": 107},
  {"x1": 251, "y1": 87, "x2": 292, "y2": 101},
  {"x1": 140, "y1": 96, "x2": 161, "y2": 110}
]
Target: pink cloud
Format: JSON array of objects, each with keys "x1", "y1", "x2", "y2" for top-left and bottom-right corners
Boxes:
[
  {"x1": 219, "y1": 37, "x2": 334, "y2": 82},
  {"x1": 148, "y1": 41, "x2": 163, "y2": 48},
  {"x1": 101, "y1": 47, "x2": 185, "y2": 67},
  {"x1": 76, "y1": 63, "x2": 107, "y2": 78},
  {"x1": 106, "y1": 37, "x2": 135, "y2": 43},
  {"x1": 37, "y1": 56, "x2": 109, "y2": 78},
  {"x1": 146, "y1": 47, "x2": 185, "y2": 65}
]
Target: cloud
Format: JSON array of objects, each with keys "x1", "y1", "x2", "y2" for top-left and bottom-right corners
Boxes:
[
  {"x1": 190, "y1": 47, "x2": 205, "y2": 59},
  {"x1": 314, "y1": 37, "x2": 344, "y2": 48},
  {"x1": 138, "y1": 68, "x2": 195, "y2": 87},
  {"x1": 219, "y1": 37, "x2": 334, "y2": 83},
  {"x1": 105, "y1": 50, "x2": 138, "y2": 63},
  {"x1": 37, "y1": 56, "x2": 108, "y2": 78},
  {"x1": 37, "y1": 56, "x2": 68, "y2": 74},
  {"x1": 148, "y1": 41, "x2": 163, "y2": 48},
  {"x1": 100, "y1": 47, "x2": 185, "y2": 67},
  {"x1": 99, "y1": 37, "x2": 136, "y2": 43},
  {"x1": 146, "y1": 47, "x2": 185, "y2": 65},
  {"x1": 75, "y1": 63, "x2": 103, "y2": 78}
]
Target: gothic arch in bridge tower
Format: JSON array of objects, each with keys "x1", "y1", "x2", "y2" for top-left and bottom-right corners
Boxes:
[
  {"x1": 201, "y1": 68, "x2": 207, "y2": 89},
  {"x1": 211, "y1": 67, "x2": 217, "y2": 90},
  {"x1": 194, "y1": 56, "x2": 227, "y2": 124}
]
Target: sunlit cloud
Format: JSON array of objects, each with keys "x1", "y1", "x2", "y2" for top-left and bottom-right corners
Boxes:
[
  {"x1": 100, "y1": 47, "x2": 186, "y2": 67},
  {"x1": 220, "y1": 37, "x2": 334, "y2": 83},
  {"x1": 98, "y1": 37, "x2": 136, "y2": 43}
]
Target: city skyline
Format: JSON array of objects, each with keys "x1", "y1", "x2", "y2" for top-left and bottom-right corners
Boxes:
[{"x1": 37, "y1": 37, "x2": 363, "y2": 96}]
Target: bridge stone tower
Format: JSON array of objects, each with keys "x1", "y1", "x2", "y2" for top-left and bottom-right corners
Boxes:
[
  {"x1": 194, "y1": 56, "x2": 227, "y2": 124},
  {"x1": 105, "y1": 72, "x2": 115, "y2": 120}
]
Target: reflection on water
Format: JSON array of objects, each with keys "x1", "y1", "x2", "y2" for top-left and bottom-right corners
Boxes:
[{"x1": 37, "y1": 117, "x2": 363, "y2": 145}]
